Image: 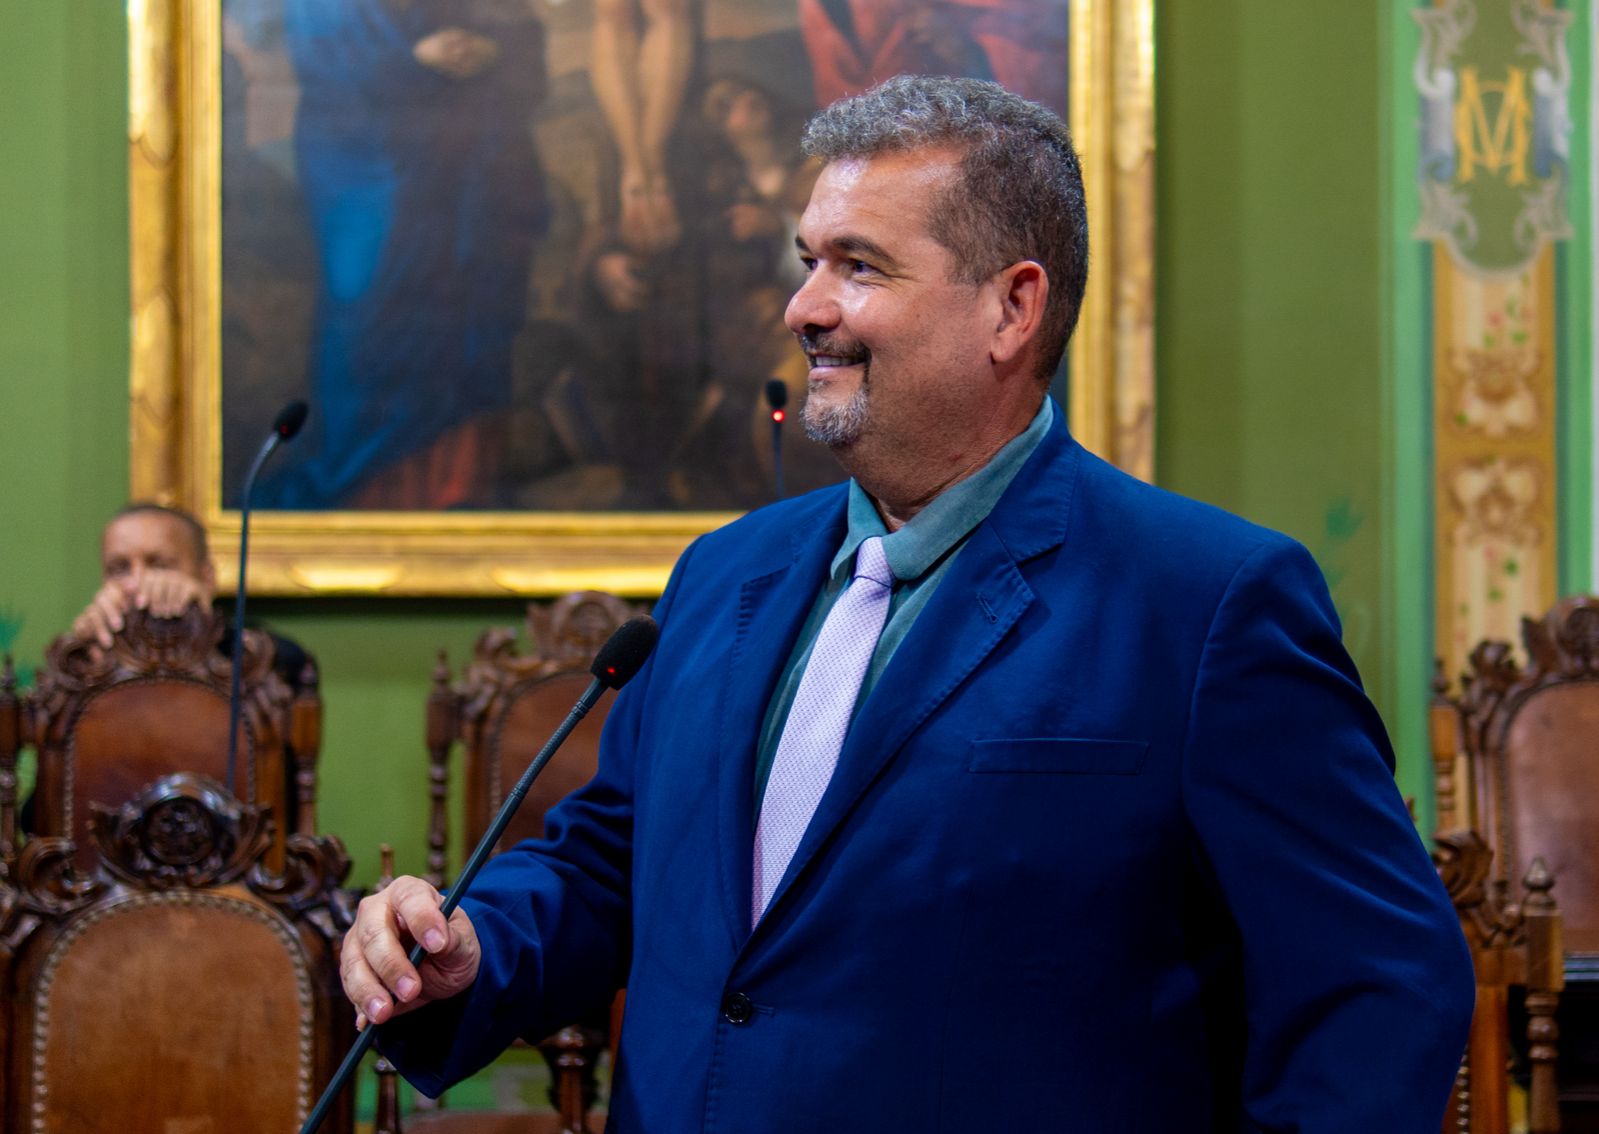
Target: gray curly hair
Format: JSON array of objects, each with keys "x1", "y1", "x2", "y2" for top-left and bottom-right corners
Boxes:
[{"x1": 801, "y1": 75, "x2": 1089, "y2": 381}]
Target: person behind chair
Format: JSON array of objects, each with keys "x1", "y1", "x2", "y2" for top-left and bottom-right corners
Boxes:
[
  {"x1": 341, "y1": 76, "x2": 1474, "y2": 1132},
  {"x1": 72, "y1": 503, "x2": 308, "y2": 685},
  {"x1": 73, "y1": 504, "x2": 218, "y2": 649},
  {"x1": 20, "y1": 504, "x2": 308, "y2": 834}
]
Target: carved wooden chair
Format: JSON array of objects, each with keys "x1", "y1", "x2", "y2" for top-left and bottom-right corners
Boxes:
[
  {"x1": 412, "y1": 592, "x2": 645, "y2": 1134},
  {"x1": 1, "y1": 657, "x2": 22, "y2": 876},
  {"x1": 1433, "y1": 830, "x2": 1564, "y2": 1134},
  {"x1": 8, "y1": 605, "x2": 323, "y2": 875},
  {"x1": 0, "y1": 772, "x2": 356, "y2": 1133},
  {"x1": 1432, "y1": 595, "x2": 1599, "y2": 1133}
]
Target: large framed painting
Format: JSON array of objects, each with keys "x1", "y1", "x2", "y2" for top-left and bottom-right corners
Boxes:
[{"x1": 129, "y1": 0, "x2": 1153, "y2": 596}]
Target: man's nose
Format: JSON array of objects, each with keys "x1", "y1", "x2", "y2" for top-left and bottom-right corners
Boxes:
[{"x1": 784, "y1": 271, "x2": 839, "y2": 336}]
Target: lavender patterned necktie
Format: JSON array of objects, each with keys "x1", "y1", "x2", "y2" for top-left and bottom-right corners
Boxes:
[{"x1": 752, "y1": 535, "x2": 895, "y2": 924}]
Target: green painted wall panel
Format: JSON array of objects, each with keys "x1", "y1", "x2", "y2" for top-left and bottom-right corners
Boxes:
[
  {"x1": 1558, "y1": 1, "x2": 1594, "y2": 596},
  {"x1": 0, "y1": 4, "x2": 130, "y2": 678},
  {"x1": 1156, "y1": 3, "x2": 1419, "y2": 804}
]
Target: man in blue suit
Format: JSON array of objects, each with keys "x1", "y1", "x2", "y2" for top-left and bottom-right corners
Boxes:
[{"x1": 344, "y1": 76, "x2": 1474, "y2": 1131}]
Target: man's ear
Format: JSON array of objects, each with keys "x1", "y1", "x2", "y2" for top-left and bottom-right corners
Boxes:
[{"x1": 989, "y1": 260, "x2": 1049, "y2": 367}]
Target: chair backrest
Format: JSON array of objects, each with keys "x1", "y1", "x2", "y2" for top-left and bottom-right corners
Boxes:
[
  {"x1": 0, "y1": 773, "x2": 356, "y2": 1134},
  {"x1": 426, "y1": 591, "x2": 644, "y2": 883},
  {"x1": 1432, "y1": 595, "x2": 1599, "y2": 955},
  {"x1": 22, "y1": 606, "x2": 311, "y2": 872},
  {"x1": 1433, "y1": 831, "x2": 1564, "y2": 1134}
]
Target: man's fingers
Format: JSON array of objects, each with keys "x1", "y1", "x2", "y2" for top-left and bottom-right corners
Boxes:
[
  {"x1": 340, "y1": 876, "x2": 458, "y2": 1028},
  {"x1": 76, "y1": 590, "x2": 124, "y2": 648},
  {"x1": 74, "y1": 607, "x2": 110, "y2": 648},
  {"x1": 137, "y1": 570, "x2": 206, "y2": 618},
  {"x1": 340, "y1": 925, "x2": 402, "y2": 1026},
  {"x1": 389, "y1": 878, "x2": 451, "y2": 955},
  {"x1": 356, "y1": 910, "x2": 423, "y2": 1006}
]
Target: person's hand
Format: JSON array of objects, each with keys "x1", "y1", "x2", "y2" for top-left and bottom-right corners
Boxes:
[
  {"x1": 133, "y1": 567, "x2": 211, "y2": 619},
  {"x1": 342, "y1": 875, "x2": 481, "y2": 1028},
  {"x1": 593, "y1": 251, "x2": 647, "y2": 312},
  {"x1": 414, "y1": 27, "x2": 500, "y2": 80},
  {"x1": 72, "y1": 582, "x2": 131, "y2": 648},
  {"x1": 70, "y1": 570, "x2": 209, "y2": 647}
]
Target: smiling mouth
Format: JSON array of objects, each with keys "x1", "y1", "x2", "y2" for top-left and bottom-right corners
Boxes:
[{"x1": 799, "y1": 335, "x2": 868, "y2": 370}]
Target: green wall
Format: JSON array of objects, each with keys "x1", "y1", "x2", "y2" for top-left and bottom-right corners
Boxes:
[
  {"x1": 1155, "y1": 3, "x2": 1424, "y2": 808},
  {"x1": 1, "y1": 3, "x2": 131, "y2": 671}
]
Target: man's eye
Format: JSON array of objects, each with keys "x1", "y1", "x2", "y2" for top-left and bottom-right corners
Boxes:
[
  {"x1": 798, "y1": 256, "x2": 817, "y2": 272},
  {"x1": 849, "y1": 259, "x2": 876, "y2": 275}
]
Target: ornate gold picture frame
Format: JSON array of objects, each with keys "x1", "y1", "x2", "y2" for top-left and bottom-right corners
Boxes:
[{"x1": 129, "y1": 0, "x2": 1153, "y2": 596}]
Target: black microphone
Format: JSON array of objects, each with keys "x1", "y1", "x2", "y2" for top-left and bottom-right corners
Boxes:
[
  {"x1": 298, "y1": 615, "x2": 661, "y2": 1134},
  {"x1": 764, "y1": 380, "x2": 788, "y2": 501},
  {"x1": 225, "y1": 400, "x2": 309, "y2": 797}
]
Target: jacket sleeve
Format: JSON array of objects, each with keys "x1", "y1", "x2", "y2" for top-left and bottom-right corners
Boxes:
[
  {"x1": 378, "y1": 539, "x2": 699, "y2": 1094},
  {"x1": 1179, "y1": 537, "x2": 1474, "y2": 1133}
]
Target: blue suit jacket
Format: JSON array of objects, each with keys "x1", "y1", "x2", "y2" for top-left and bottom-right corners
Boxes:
[{"x1": 386, "y1": 412, "x2": 1474, "y2": 1131}]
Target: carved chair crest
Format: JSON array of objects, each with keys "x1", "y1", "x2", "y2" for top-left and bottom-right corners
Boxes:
[{"x1": 0, "y1": 773, "x2": 351, "y2": 954}]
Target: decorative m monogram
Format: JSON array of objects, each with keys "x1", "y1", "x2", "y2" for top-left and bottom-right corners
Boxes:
[{"x1": 1455, "y1": 66, "x2": 1532, "y2": 185}]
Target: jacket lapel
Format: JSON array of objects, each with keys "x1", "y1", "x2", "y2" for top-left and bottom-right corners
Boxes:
[{"x1": 754, "y1": 413, "x2": 1084, "y2": 929}]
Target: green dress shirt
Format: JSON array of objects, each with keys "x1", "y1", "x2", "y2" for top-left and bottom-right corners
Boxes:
[{"x1": 752, "y1": 397, "x2": 1056, "y2": 808}]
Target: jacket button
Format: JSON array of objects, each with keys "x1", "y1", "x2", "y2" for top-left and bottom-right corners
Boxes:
[{"x1": 721, "y1": 992, "x2": 754, "y2": 1025}]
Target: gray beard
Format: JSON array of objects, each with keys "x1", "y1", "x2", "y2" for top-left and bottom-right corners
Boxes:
[{"x1": 802, "y1": 380, "x2": 870, "y2": 446}]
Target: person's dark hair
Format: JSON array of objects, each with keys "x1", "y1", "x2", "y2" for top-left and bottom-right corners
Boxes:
[
  {"x1": 801, "y1": 74, "x2": 1089, "y2": 381},
  {"x1": 111, "y1": 503, "x2": 210, "y2": 564}
]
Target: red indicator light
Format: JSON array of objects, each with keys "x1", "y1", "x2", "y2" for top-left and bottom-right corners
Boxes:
[{"x1": 771, "y1": 410, "x2": 786, "y2": 423}]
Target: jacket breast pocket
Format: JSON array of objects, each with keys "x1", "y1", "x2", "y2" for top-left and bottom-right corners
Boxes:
[{"x1": 965, "y1": 737, "x2": 1149, "y2": 776}]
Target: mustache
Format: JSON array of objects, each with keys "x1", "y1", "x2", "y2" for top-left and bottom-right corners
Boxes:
[{"x1": 798, "y1": 333, "x2": 869, "y2": 363}]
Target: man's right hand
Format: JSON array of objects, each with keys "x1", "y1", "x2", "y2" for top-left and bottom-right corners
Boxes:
[{"x1": 342, "y1": 875, "x2": 482, "y2": 1028}]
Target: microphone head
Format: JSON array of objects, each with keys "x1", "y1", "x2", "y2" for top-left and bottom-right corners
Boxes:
[
  {"x1": 764, "y1": 380, "x2": 789, "y2": 410},
  {"x1": 273, "y1": 400, "x2": 310, "y2": 440},
  {"x1": 590, "y1": 616, "x2": 660, "y2": 689}
]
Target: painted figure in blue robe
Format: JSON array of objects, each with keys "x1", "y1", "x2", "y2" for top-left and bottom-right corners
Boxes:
[{"x1": 265, "y1": 0, "x2": 547, "y2": 509}]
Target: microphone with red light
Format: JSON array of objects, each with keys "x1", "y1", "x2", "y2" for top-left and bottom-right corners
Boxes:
[{"x1": 765, "y1": 379, "x2": 788, "y2": 500}]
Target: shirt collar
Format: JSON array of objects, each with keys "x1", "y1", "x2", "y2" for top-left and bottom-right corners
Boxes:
[{"x1": 831, "y1": 397, "x2": 1056, "y2": 584}]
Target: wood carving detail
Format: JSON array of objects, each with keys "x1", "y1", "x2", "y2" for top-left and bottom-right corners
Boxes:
[
  {"x1": 0, "y1": 839, "x2": 105, "y2": 957},
  {"x1": 1522, "y1": 595, "x2": 1599, "y2": 677},
  {"x1": 459, "y1": 591, "x2": 644, "y2": 726},
  {"x1": 1433, "y1": 829, "x2": 1526, "y2": 949},
  {"x1": 1, "y1": 774, "x2": 353, "y2": 953},
  {"x1": 89, "y1": 774, "x2": 272, "y2": 889},
  {"x1": 28, "y1": 607, "x2": 287, "y2": 744},
  {"x1": 251, "y1": 831, "x2": 356, "y2": 939}
]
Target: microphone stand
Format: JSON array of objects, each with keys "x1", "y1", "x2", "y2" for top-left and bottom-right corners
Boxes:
[
  {"x1": 298, "y1": 618, "x2": 659, "y2": 1134},
  {"x1": 225, "y1": 402, "x2": 307, "y2": 796}
]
